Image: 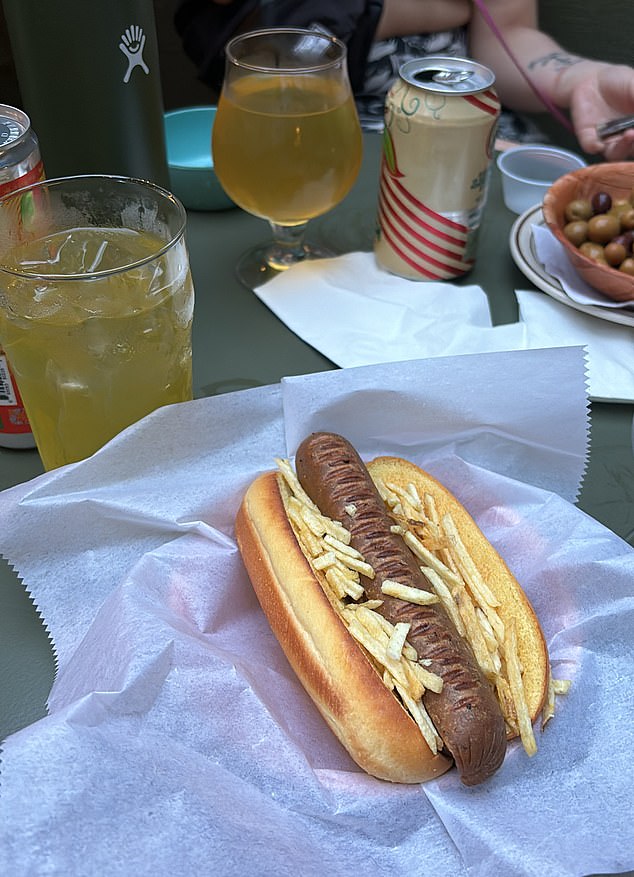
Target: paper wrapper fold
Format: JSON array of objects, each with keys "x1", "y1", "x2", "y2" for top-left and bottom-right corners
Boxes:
[{"x1": 1, "y1": 349, "x2": 633, "y2": 877}]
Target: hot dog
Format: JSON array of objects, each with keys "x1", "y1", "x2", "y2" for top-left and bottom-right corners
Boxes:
[{"x1": 235, "y1": 432, "x2": 554, "y2": 785}]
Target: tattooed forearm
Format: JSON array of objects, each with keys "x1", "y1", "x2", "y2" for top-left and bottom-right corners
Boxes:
[{"x1": 528, "y1": 52, "x2": 582, "y2": 71}]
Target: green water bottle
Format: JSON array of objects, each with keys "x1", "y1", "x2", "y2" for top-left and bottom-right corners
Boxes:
[{"x1": 3, "y1": 0, "x2": 169, "y2": 186}]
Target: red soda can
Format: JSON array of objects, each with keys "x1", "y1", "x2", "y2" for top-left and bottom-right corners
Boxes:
[
  {"x1": 0, "y1": 103, "x2": 45, "y2": 197},
  {"x1": 0, "y1": 103, "x2": 42, "y2": 448},
  {"x1": 375, "y1": 56, "x2": 500, "y2": 281},
  {"x1": 0, "y1": 346, "x2": 35, "y2": 448}
]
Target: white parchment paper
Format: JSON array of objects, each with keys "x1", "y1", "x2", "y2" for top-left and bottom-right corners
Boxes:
[{"x1": 1, "y1": 348, "x2": 633, "y2": 877}]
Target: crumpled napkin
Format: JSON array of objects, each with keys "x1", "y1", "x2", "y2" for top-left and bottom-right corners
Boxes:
[
  {"x1": 254, "y1": 252, "x2": 634, "y2": 403},
  {"x1": 255, "y1": 252, "x2": 527, "y2": 364}
]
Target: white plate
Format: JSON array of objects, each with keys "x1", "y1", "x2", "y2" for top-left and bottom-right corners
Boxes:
[{"x1": 510, "y1": 205, "x2": 634, "y2": 329}]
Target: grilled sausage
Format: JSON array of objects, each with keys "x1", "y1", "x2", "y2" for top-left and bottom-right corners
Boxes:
[{"x1": 295, "y1": 432, "x2": 506, "y2": 786}]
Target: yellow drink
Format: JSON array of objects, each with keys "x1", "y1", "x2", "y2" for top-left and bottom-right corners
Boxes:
[
  {"x1": 0, "y1": 226, "x2": 194, "y2": 469},
  {"x1": 213, "y1": 75, "x2": 363, "y2": 225}
]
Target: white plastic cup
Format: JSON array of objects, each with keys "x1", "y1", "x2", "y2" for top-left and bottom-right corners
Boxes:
[{"x1": 497, "y1": 144, "x2": 586, "y2": 214}]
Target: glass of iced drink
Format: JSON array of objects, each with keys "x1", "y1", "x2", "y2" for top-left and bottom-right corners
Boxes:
[{"x1": 0, "y1": 175, "x2": 194, "y2": 470}]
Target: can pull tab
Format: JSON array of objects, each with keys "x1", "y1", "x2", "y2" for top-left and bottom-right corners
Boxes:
[
  {"x1": 432, "y1": 69, "x2": 472, "y2": 84},
  {"x1": 413, "y1": 67, "x2": 474, "y2": 86}
]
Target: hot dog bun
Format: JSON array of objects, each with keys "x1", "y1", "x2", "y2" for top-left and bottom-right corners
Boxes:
[
  {"x1": 236, "y1": 470, "x2": 452, "y2": 782},
  {"x1": 235, "y1": 453, "x2": 549, "y2": 784}
]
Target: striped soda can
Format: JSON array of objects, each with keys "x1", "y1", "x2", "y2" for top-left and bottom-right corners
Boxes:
[{"x1": 375, "y1": 56, "x2": 500, "y2": 280}]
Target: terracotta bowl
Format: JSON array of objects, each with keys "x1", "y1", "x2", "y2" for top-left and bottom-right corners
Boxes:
[{"x1": 542, "y1": 162, "x2": 634, "y2": 303}]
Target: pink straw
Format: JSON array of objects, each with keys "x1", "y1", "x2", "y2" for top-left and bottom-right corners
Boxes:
[{"x1": 472, "y1": 0, "x2": 575, "y2": 133}]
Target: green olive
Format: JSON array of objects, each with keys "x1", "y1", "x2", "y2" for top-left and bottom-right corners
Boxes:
[
  {"x1": 563, "y1": 220, "x2": 588, "y2": 247},
  {"x1": 587, "y1": 213, "x2": 621, "y2": 244},
  {"x1": 579, "y1": 241, "x2": 606, "y2": 262},
  {"x1": 620, "y1": 208, "x2": 634, "y2": 231},
  {"x1": 604, "y1": 241, "x2": 627, "y2": 267},
  {"x1": 564, "y1": 198, "x2": 593, "y2": 222},
  {"x1": 609, "y1": 199, "x2": 632, "y2": 219},
  {"x1": 619, "y1": 257, "x2": 634, "y2": 276}
]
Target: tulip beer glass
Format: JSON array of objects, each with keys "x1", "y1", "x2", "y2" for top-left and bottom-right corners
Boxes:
[
  {"x1": 213, "y1": 28, "x2": 363, "y2": 287},
  {"x1": 0, "y1": 175, "x2": 194, "y2": 470}
]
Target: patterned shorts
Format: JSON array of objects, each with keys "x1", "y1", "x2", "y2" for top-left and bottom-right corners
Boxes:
[{"x1": 356, "y1": 29, "x2": 546, "y2": 143}]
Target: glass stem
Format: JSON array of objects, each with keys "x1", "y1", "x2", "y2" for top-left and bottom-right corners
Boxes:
[{"x1": 266, "y1": 222, "x2": 309, "y2": 271}]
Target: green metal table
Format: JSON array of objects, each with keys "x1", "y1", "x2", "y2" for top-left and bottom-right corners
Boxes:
[{"x1": 1, "y1": 131, "x2": 633, "y2": 754}]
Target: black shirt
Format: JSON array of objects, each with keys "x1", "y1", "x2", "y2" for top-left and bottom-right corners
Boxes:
[{"x1": 174, "y1": 0, "x2": 384, "y2": 96}]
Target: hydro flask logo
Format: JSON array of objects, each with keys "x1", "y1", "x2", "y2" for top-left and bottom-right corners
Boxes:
[{"x1": 119, "y1": 24, "x2": 150, "y2": 83}]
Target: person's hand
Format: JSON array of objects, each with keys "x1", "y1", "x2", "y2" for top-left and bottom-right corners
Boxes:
[{"x1": 568, "y1": 64, "x2": 634, "y2": 160}]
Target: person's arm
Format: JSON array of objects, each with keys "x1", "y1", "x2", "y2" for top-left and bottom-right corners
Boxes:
[
  {"x1": 468, "y1": 0, "x2": 634, "y2": 159},
  {"x1": 376, "y1": 0, "x2": 472, "y2": 40}
]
